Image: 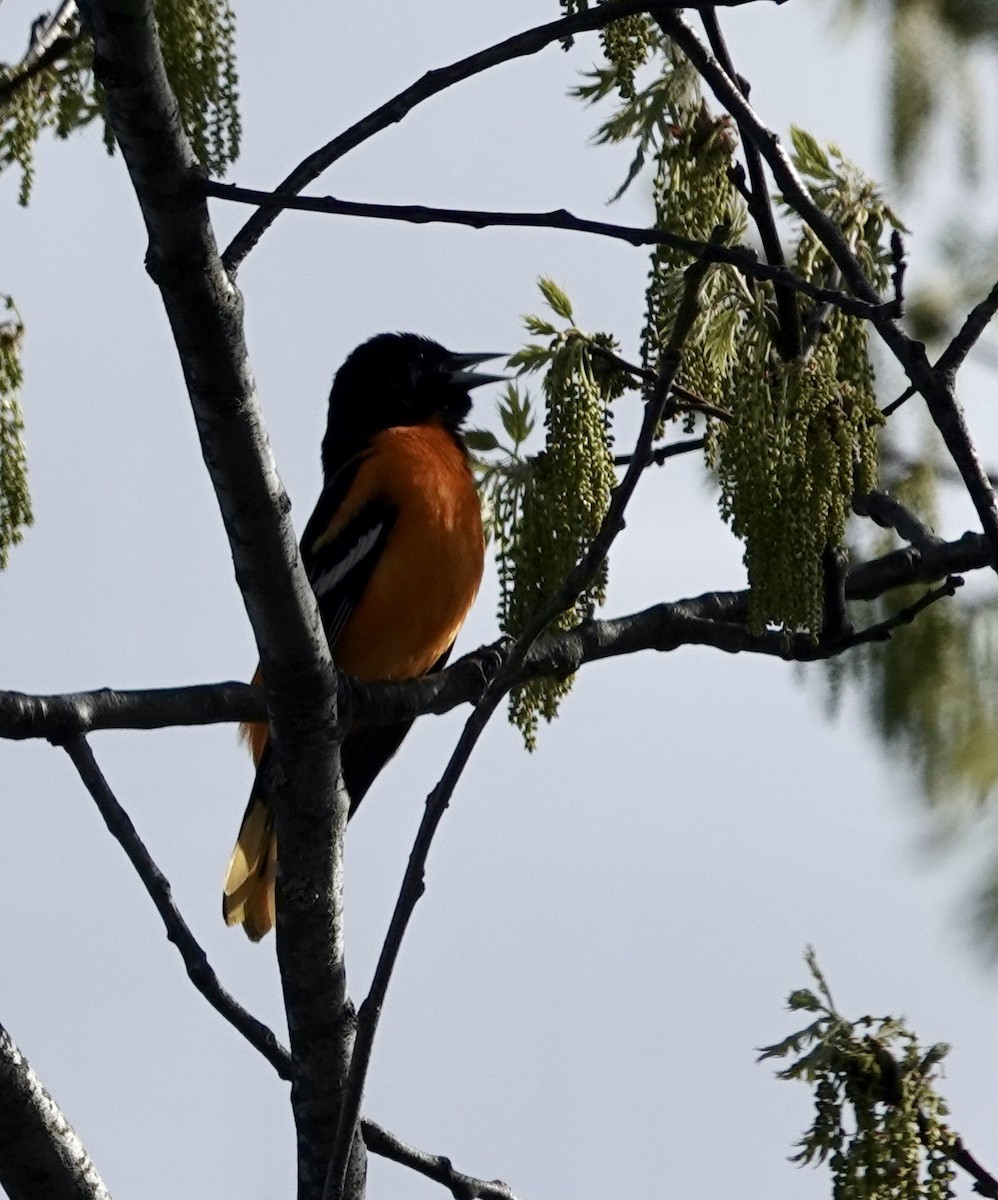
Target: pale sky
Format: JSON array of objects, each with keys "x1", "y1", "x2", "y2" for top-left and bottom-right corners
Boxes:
[{"x1": 2, "y1": 2, "x2": 997, "y2": 1198}]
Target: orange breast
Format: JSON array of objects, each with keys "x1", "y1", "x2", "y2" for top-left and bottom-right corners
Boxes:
[{"x1": 321, "y1": 423, "x2": 485, "y2": 681}]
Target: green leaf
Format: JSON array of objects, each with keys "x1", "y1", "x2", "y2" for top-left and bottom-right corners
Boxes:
[
  {"x1": 507, "y1": 345, "x2": 552, "y2": 372},
  {"x1": 524, "y1": 315, "x2": 558, "y2": 337},
  {"x1": 538, "y1": 277, "x2": 574, "y2": 321},
  {"x1": 790, "y1": 125, "x2": 832, "y2": 178},
  {"x1": 464, "y1": 428, "x2": 501, "y2": 453}
]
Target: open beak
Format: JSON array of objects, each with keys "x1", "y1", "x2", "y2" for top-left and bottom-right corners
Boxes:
[{"x1": 444, "y1": 350, "x2": 507, "y2": 391}]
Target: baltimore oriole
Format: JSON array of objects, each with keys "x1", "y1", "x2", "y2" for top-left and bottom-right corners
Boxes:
[{"x1": 222, "y1": 332, "x2": 500, "y2": 940}]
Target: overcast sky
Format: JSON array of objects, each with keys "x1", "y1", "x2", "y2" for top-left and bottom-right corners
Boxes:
[{"x1": 2, "y1": 3, "x2": 997, "y2": 1199}]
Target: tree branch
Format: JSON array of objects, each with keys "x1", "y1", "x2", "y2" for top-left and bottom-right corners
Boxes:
[
  {"x1": 852, "y1": 490, "x2": 943, "y2": 552},
  {"x1": 0, "y1": 1019, "x2": 110, "y2": 1200},
  {"x1": 361, "y1": 1119, "x2": 522, "y2": 1200},
  {"x1": 700, "y1": 7, "x2": 801, "y2": 359},
  {"x1": 207, "y1": 182, "x2": 890, "y2": 320},
  {"x1": 219, "y1": 0, "x2": 787, "y2": 272},
  {"x1": 0, "y1": 528, "x2": 993, "y2": 746},
  {"x1": 61, "y1": 734, "x2": 294, "y2": 1080},
  {"x1": 935, "y1": 274, "x2": 998, "y2": 375}
]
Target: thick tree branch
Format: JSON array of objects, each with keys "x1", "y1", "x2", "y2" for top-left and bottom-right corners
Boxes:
[
  {"x1": 208, "y1": 182, "x2": 890, "y2": 320},
  {"x1": 219, "y1": 0, "x2": 786, "y2": 272},
  {"x1": 61, "y1": 735, "x2": 294, "y2": 1080},
  {"x1": 0, "y1": 1020, "x2": 110, "y2": 1200},
  {"x1": 74, "y1": 1, "x2": 354, "y2": 1195},
  {"x1": 0, "y1": 529, "x2": 993, "y2": 745}
]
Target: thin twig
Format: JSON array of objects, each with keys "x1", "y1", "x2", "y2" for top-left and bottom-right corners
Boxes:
[
  {"x1": 209, "y1": 182, "x2": 892, "y2": 320},
  {"x1": 935, "y1": 275, "x2": 998, "y2": 376},
  {"x1": 615, "y1": 435, "x2": 706, "y2": 466},
  {"x1": 881, "y1": 383, "x2": 916, "y2": 417},
  {"x1": 61, "y1": 734, "x2": 294, "y2": 1081},
  {"x1": 889, "y1": 229, "x2": 907, "y2": 316}
]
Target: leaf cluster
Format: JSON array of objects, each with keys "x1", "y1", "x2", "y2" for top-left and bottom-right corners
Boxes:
[
  {"x1": 762, "y1": 950, "x2": 956, "y2": 1200},
  {"x1": 0, "y1": 0, "x2": 240, "y2": 205}
]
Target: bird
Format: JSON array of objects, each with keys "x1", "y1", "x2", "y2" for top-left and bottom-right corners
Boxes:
[{"x1": 222, "y1": 332, "x2": 501, "y2": 940}]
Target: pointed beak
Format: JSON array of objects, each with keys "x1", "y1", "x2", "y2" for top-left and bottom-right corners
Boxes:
[{"x1": 444, "y1": 350, "x2": 507, "y2": 391}]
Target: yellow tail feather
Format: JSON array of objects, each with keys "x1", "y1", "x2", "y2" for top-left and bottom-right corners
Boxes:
[{"x1": 222, "y1": 797, "x2": 276, "y2": 940}]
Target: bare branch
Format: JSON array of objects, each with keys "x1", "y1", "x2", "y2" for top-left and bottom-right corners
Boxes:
[
  {"x1": 0, "y1": 535, "x2": 994, "y2": 749},
  {"x1": 0, "y1": 681, "x2": 262, "y2": 741},
  {"x1": 219, "y1": 0, "x2": 787, "y2": 272},
  {"x1": 852, "y1": 491, "x2": 943, "y2": 552},
  {"x1": 61, "y1": 735, "x2": 294, "y2": 1080},
  {"x1": 700, "y1": 7, "x2": 801, "y2": 360},
  {"x1": 614, "y1": 435, "x2": 705, "y2": 466},
  {"x1": 0, "y1": 1019, "x2": 110, "y2": 1200},
  {"x1": 935, "y1": 275, "x2": 998, "y2": 375},
  {"x1": 361, "y1": 1119, "x2": 522, "y2": 1200},
  {"x1": 208, "y1": 182, "x2": 892, "y2": 320}
]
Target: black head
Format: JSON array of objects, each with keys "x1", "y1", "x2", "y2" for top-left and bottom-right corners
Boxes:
[{"x1": 322, "y1": 332, "x2": 503, "y2": 477}]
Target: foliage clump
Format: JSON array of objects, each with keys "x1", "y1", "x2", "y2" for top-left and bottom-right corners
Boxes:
[
  {"x1": 580, "y1": 31, "x2": 890, "y2": 638},
  {"x1": 706, "y1": 130, "x2": 889, "y2": 635},
  {"x1": 0, "y1": 298, "x2": 32, "y2": 569},
  {"x1": 0, "y1": 0, "x2": 240, "y2": 204},
  {"x1": 762, "y1": 950, "x2": 956, "y2": 1200}
]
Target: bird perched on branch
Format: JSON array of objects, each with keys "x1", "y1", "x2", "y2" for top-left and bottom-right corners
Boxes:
[{"x1": 223, "y1": 332, "x2": 501, "y2": 940}]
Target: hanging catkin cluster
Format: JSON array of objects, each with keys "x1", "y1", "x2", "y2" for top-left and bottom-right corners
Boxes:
[
  {"x1": 155, "y1": 0, "x2": 241, "y2": 174},
  {"x1": 641, "y1": 94, "x2": 748, "y2": 409},
  {"x1": 0, "y1": 0, "x2": 240, "y2": 204},
  {"x1": 598, "y1": 13, "x2": 656, "y2": 99},
  {"x1": 706, "y1": 129, "x2": 889, "y2": 634},
  {"x1": 492, "y1": 281, "x2": 623, "y2": 749},
  {"x1": 0, "y1": 300, "x2": 31, "y2": 569}
]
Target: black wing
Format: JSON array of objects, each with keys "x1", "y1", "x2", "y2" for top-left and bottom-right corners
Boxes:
[{"x1": 301, "y1": 454, "x2": 397, "y2": 647}]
